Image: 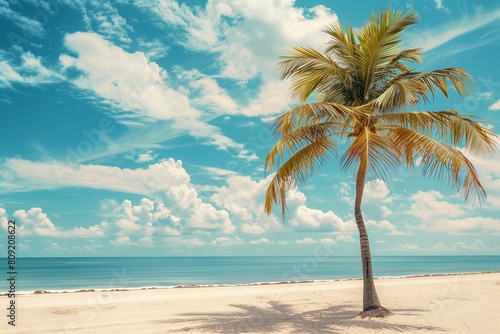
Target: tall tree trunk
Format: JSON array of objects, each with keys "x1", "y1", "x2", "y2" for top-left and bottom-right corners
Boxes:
[{"x1": 355, "y1": 167, "x2": 392, "y2": 318}]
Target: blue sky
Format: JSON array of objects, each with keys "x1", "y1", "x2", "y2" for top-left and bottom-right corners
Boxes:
[{"x1": 0, "y1": 0, "x2": 499, "y2": 257}]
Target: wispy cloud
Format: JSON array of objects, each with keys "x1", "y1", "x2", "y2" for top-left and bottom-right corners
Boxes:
[
  {"x1": 0, "y1": 0, "x2": 45, "y2": 39},
  {"x1": 0, "y1": 158, "x2": 189, "y2": 195},
  {"x1": 59, "y1": 32, "x2": 256, "y2": 157},
  {"x1": 409, "y1": 7, "x2": 500, "y2": 52},
  {"x1": 59, "y1": 0, "x2": 132, "y2": 43},
  {"x1": 0, "y1": 51, "x2": 63, "y2": 88}
]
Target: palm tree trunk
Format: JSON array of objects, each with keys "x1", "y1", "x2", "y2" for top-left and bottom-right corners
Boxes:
[{"x1": 355, "y1": 167, "x2": 392, "y2": 318}]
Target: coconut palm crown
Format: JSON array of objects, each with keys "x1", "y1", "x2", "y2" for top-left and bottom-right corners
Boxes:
[{"x1": 264, "y1": 9, "x2": 496, "y2": 318}]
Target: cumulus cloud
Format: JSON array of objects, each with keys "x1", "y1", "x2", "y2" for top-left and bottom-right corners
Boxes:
[
  {"x1": 104, "y1": 198, "x2": 174, "y2": 241},
  {"x1": 3, "y1": 159, "x2": 236, "y2": 238},
  {"x1": 407, "y1": 187, "x2": 500, "y2": 234},
  {"x1": 211, "y1": 175, "x2": 283, "y2": 234},
  {"x1": 210, "y1": 236, "x2": 243, "y2": 246},
  {"x1": 363, "y1": 179, "x2": 392, "y2": 203},
  {"x1": 295, "y1": 237, "x2": 316, "y2": 244},
  {"x1": 0, "y1": 207, "x2": 106, "y2": 238},
  {"x1": 389, "y1": 240, "x2": 491, "y2": 253},
  {"x1": 103, "y1": 194, "x2": 235, "y2": 239},
  {"x1": 167, "y1": 184, "x2": 235, "y2": 233},
  {"x1": 146, "y1": 0, "x2": 337, "y2": 81},
  {"x1": 249, "y1": 238, "x2": 270, "y2": 244},
  {"x1": 408, "y1": 190, "x2": 464, "y2": 221},
  {"x1": 319, "y1": 238, "x2": 336, "y2": 245}
]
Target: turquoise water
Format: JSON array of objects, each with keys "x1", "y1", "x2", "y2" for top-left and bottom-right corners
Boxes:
[{"x1": 2, "y1": 256, "x2": 499, "y2": 293}]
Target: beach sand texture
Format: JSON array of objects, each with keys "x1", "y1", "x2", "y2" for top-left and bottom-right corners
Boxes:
[{"x1": 2, "y1": 273, "x2": 499, "y2": 333}]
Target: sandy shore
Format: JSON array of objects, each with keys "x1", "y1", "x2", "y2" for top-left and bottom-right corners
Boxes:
[{"x1": 2, "y1": 272, "x2": 499, "y2": 333}]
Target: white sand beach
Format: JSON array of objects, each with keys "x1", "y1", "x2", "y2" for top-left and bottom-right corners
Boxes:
[{"x1": 2, "y1": 272, "x2": 499, "y2": 333}]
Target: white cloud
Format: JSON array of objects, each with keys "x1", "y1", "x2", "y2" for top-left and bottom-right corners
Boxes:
[
  {"x1": 0, "y1": 2, "x2": 45, "y2": 38},
  {"x1": 196, "y1": 165, "x2": 239, "y2": 180},
  {"x1": 408, "y1": 190, "x2": 464, "y2": 221},
  {"x1": 144, "y1": 0, "x2": 338, "y2": 81},
  {"x1": 134, "y1": 150, "x2": 157, "y2": 163},
  {"x1": 394, "y1": 243, "x2": 421, "y2": 251},
  {"x1": 1, "y1": 158, "x2": 190, "y2": 196},
  {"x1": 113, "y1": 236, "x2": 132, "y2": 245},
  {"x1": 366, "y1": 219, "x2": 406, "y2": 235},
  {"x1": 167, "y1": 184, "x2": 235, "y2": 233},
  {"x1": 388, "y1": 240, "x2": 491, "y2": 253},
  {"x1": 489, "y1": 99, "x2": 500, "y2": 110},
  {"x1": 213, "y1": 174, "x2": 358, "y2": 235},
  {"x1": 211, "y1": 175, "x2": 283, "y2": 234},
  {"x1": 431, "y1": 217, "x2": 500, "y2": 234},
  {"x1": 59, "y1": 0, "x2": 132, "y2": 43},
  {"x1": 380, "y1": 205, "x2": 393, "y2": 218},
  {"x1": 406, "y1": 140, "x2": 500, "y2": 236},
  {"x1": 319, "y1": 238, "x2": 336, "y2": 245},
  {"x1": 0, "y1": 51, "x2": 62, "y2": 88},
  {"x1": 408, "y1": 190, "x2": 500, "y2": 234},
  {"x1": 409, "y1": 7, "x2": 500, "y2": 52},
  {"x1": 363, "y1": 179, "x2": 392, "y2": 203},
  {"x1": 210, "y1": 236, "x2": 242, "y2": 246},
  {"x1": 249, "y1": 238, "x2": 270, "y2": 244},
  {"x1": 454, "y1": 239, "x2": 489, "y2": 250},
  {"x1": 336, "y1": 182, "x2": 353, "y2": 204},
  {"x1": 187, "y1": 72, "x2": 239, "y2": 114},
  {"x1": 1, "y1": 207, "x2": 106, "y2": 238},
  {"x1": 3, "y1": 159, "x2": 236, "y2": 236},
  {"x1": 240, "y1": 80, "x2": 292, "y2": 117},
  {"x1": 168, "y1": 237, "x2": 206, "y2": 247},
  {"x1": 61, "y1": 32, "x2": 195, "y2": 122},
  {"x1": 106, "y1": 198, "x2": 171, "y2": 240},
  {"x1": 290, "y1": 205, "x2": 355, "y2": 232},
  {"x1": 60, "y1": 32, "x2": 249, "y2": 154},
  {"x1": 335, "y1": 234, "x2": 356, "y2": 243},
  {"x1": 433, "y1": 0, "x2": 445, "y2": 10},
  {"x1": 295, "y1": 237, "x2": 316, "y2": 244}
]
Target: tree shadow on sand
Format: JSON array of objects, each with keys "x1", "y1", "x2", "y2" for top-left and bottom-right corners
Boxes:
[{"x1": 157, "y1": 301, "x2": 444, "y2": 333}]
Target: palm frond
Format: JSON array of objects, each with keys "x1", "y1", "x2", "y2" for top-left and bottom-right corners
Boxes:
[
  {"x1": 265, "y1": 136, "x2": 336, "y2": 218},
  {"x1": 264, "y1": 8, "x2": 496, "y2": 218},
  {"x1": 270, "y1": 102, "x2": 356, "y2": 138},
  {"x1": 340, "y1": 127, "x2": 400, "y2": 182},
  {"x1": 277, "y1": 46, "x2": 355, "y2": 103},
  {"x1": 265, "y1": 122, "x2": 342, "y2": 172},
  {"x1": 356, "y1": 9, "x2": 419, "y2": 100},
  {"x1": 378, "y1": 111, "x2": 496, "y2": 156},
  {"x1": 388, "y1": 126, "x2": 487, "y2": 203},
  {"x1": 372, "y1": 68, "x2": 473, "y2": 111}
]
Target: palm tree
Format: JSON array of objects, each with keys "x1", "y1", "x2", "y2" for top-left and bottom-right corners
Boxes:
[{"x1": 264, "y1": 9, "x2": 496, "y2": 318}]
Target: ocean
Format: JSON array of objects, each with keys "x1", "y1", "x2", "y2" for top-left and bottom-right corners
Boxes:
[{"x1": 3, "y1": 256, "x2": 499, "y2": 294}]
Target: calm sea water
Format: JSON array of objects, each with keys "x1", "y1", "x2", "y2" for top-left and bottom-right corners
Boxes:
[{"x1": 2, "y1": 256, "x2": 499, "y2": 293}]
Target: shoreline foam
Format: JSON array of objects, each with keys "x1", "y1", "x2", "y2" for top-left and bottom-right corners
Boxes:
[{"x1": 6, "y1": 270, "x2": 498, "y2": 296}]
